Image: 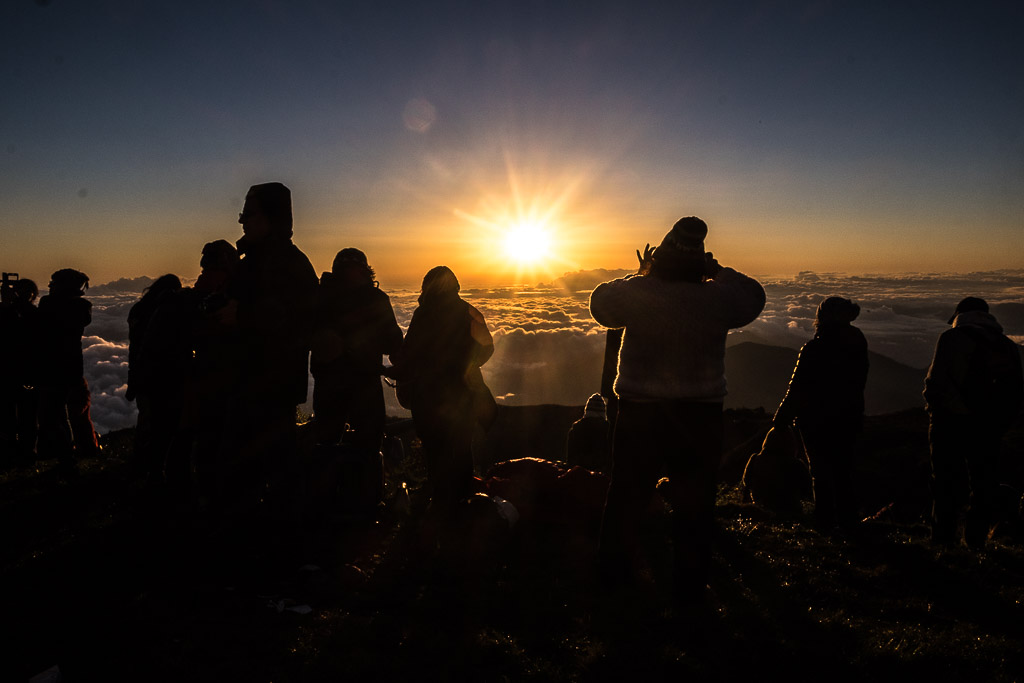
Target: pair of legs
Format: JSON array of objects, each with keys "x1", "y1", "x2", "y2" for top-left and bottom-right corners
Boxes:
[
  {"x1": 929, "y1": 416, "x2": 1001, "y2": 549},
  {"x1": 413, "y1": 392, "x2": 476, "y2": 516},
  {"x1": 0, "y1": 383, "x2": 37, "y2": 461},
  {"x1": 216, "y1": 399, "x2": 299, "y2": 519},
  {"x1": 599, "y1": 398, "x2": 723, "y2": 606},
  {"x1": 38, "y1": 378, "x2": 98, "y2": 463},
  {"x1": 311, "y1": 373, "x2": 386, "y2": 453},
  {"x1": 798, "y1": 423, "x2": 859, "y2": 531}
]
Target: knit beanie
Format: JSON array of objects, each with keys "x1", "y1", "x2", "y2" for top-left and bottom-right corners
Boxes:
[
  {"x1": 584, "y1": 393, "x2": 607, "y2": 419},
  {"x1": 658, "y1": 216, "x2": 708, "y2": 256}
]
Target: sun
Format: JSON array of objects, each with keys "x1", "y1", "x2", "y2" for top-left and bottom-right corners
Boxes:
[{"x1": 502, "y1": 220, "x2": 552, "y2": 264}]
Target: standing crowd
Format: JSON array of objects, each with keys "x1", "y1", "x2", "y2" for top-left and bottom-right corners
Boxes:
[{"x1": 2, "y1": 183, "x2": 1022, "y2": 627}]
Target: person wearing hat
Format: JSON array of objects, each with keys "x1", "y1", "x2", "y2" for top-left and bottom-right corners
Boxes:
[
  {"x1": 589, "y1": 216, "x2": 765, "y2": 619},
  {"x1": 924, "y1": 297, "x2": 1024, "y2": 549},
  {"x1": 773, "y1": 296, "x2": 869, "y2": 531},
  {"x1": 309, "y1": 248, "x2": 404, "y2": 452},
  {"x1": 219, "y1": 182, "x2": 319, "y2": 516},
  {"x1": 566, "y1": 393, "x2": 612, "y2": 473}
]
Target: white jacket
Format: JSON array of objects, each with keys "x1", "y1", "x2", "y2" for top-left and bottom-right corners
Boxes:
[{"x1": 589, "y1": 267, "x2": 765, "y2": 401}]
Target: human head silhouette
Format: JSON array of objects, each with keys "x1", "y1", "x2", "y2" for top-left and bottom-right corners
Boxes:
[
  {"x1": 652, "y1": 216, "x2": 709, "y2": 282},
  {"x1": 239, "y1": 182, "x2": 293, "y2": 242},
  {"x1": 947, "y1": 297, "x2": 988, "y2": 325},
  {"x1": 420, "y1": 265, "x2": 460, "y2": 302}
]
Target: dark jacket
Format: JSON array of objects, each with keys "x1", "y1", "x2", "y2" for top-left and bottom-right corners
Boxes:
[
  {"x1": 310, "y1": 274, "x2": 403, "y2": 379},
  {"x1": 391, "y1": 292, "x2": 493, "y2": 411},
  {"x1": 924, "y1": 310, "x2": 1024, "y2": 428},
  {"x1": 231, "y1": 237, "x2": 318, "y2": 405},
  {"x1": 775, "y1": 323, "x2": 869, "y2": 430},
  {"x1": 36, "y1": 293, "x2": 91, "y2": 386},
  {"x1": 0, "y1": 299, "x2": 40, "y2": 387}
]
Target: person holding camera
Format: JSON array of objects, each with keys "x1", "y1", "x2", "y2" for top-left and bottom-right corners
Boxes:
[
  {"x1": 589, "y1": 216, "x2": 765, "y2": 622},
  {"x1": 0, "y1": 276, "x2": 40, "y2": 464}
]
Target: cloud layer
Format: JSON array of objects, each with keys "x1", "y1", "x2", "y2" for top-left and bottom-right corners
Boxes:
[{"x1": 78, "y1": 269, "x2": 1024, "y2": 433}]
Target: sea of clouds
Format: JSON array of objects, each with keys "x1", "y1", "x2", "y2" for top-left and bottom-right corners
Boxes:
[{"x1": 80, "y1": 269, "x2": 1024, "y2": 434}]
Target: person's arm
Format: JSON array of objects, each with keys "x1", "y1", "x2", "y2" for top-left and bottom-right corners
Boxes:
[
  {"x1": 773, "y1": 341, "x2": 813, "y2": 425},
  {"x1": 468, "y1": 303, "x2": 494, "y2": 367},
  {"x1": 589, "y1": 278, "x2": 634, "y2": 329},
  {"x1": 705, "y1": 260, "x2": 766, "y2": 329},
  {"x1": 379, "y1": 293, "x2": 405, "y2": 358}
]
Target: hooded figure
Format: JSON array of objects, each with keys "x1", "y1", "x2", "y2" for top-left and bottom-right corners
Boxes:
[
  {"x1": 924, "y1": 297, "x2": 1024, "y2": 549},
  {"x1": 774, "y1": 296, "x2": 869, "y2": 531},
  {"x1": 389, "y1": 266, "x2": 495, "y2": 516}
]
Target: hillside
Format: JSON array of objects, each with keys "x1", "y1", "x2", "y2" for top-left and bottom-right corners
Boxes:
[
  {"x1": 2, "y1": 404, "x2": 1023, "y2": 681},
  {"x1": 724, "y1": 341, "x2": 928, "y2": 415}
]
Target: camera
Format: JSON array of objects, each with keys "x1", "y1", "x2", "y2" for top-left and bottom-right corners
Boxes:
[{"x1": 1, "y1": 272, "x2": 19, "y2": 303}]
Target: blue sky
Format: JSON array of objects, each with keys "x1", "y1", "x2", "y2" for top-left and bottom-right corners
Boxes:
[{"x1": 3, "y1": 0, "x2": 1022, "y2": 286}]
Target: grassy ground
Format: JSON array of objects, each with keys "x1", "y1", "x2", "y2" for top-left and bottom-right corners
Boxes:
[{"x1": 2, "y1": 410, "x2": 1023, "y2": 682}]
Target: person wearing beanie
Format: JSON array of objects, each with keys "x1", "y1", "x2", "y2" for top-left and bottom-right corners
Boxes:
[
  {"x1": 924, "y1": 297, "x2": 1024, "y2": 549},
  {"x1": 219, "y1": 182, "x2": 318, "y2": 516},
  {"x1": 589, "y1": 216, "x2": 765, "y2": 619},
  {"x1": 566, "y1": 393, "x2": 611, "y2": 473},
  {"x1": 310, "y1": 248, "x2": 404, "y2": 452},
  {"x1": 773, "y1": 296, "x2": 869, "y2": 532}
]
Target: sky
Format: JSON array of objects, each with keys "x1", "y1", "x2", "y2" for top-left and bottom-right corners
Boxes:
[{"x1": 3, "y1": 0, "x2": 1022, "y2": 288}]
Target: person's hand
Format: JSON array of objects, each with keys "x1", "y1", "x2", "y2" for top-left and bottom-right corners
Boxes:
[
  {"x1": 704, "y1": 252, "x2": 722, "y2": 279},
  {"x1": 636, "y1": 243, "x2": 656, "y2": 276}
]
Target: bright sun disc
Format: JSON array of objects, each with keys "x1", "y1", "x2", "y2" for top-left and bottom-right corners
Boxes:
[{"x1": 503, "y1": 221, "x2": 551, "y2": 263}]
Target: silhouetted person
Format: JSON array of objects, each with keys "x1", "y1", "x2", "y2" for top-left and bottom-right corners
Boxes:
[
  {"x1": 127, "y1": 274, "x2": 185, "y2": 484},
  {"x1": 189, "y1": 240, "x2": 241, "y2": 504},
  {"x1": 310, "y1": 248, "x2": 403, "y2": 452},
  {"x1": 389, "y1": 266, "x2": 495, "y2": 518},
  {"x1": 924, "y1": 297, "x2": 1024, "y2": 549},
  {"x1": 1, "y1": 277, "x2": 40, "y2": 463},
  {"x1": 773, "y1": 297, "x2": 868, "y2": 531},
  {"x1": 36, "y1": 269, "x2": 96, "y2": 468},
  {"x1": 566, "y1": 393, "x2": 611, "y2": 473},
  {"x1": 220, "y1": 182, "x2": 318, "y2": 516},
  {"x1": 590, "y1": 217, "x2": 765, "y2": 618}
]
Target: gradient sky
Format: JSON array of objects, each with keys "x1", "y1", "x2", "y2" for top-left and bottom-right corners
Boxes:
[{"x1": 3, "y1": 0, "x2": 1022, "y2": 287}]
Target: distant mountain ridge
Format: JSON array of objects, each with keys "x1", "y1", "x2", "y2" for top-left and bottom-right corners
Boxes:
[
  {"x1": 90, "y1": 276, "x2": 155, "y2": 294},
  {"x1": 723, "y1": 341, "x2": 928, "y2": 415}
]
